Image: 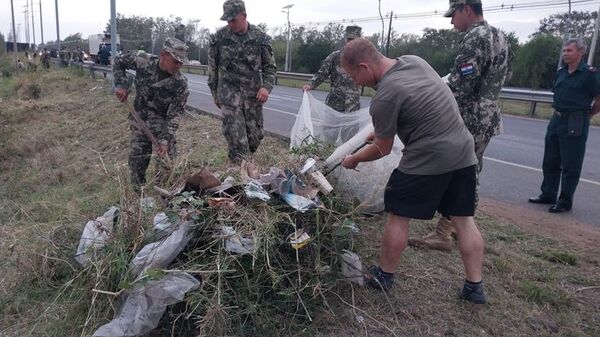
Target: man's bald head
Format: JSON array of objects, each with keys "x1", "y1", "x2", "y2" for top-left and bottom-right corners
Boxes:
[{"x1": 341, "y1": 38, "x2": 383, "y2": 70}]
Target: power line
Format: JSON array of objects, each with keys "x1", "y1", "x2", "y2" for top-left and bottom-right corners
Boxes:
[{"x1": 270, "y1": 0, "x2": 599, "y2": 30}]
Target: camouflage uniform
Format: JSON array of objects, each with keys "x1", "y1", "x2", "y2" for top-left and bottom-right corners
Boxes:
[
  {"x1": 307, "y1": 25, "x2": 362, "y2": 113},
  {"x1": 208, "y1": 0, "x2": 277, "y2": 163},
  {"x1": 113, "y1": 38, "x2": 189, "y2": 190},
  {"x1": 447, "y1": 20, "x2": 512, "y2": 205}
]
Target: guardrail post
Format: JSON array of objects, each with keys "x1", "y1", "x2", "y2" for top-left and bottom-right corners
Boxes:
[
  {"x1": 275, "y1": 75, "x2": 278, "y2": 85},
  {"x1": 528, "y1": 101, "x2": 537, "y2": 117},
  {"x1": 89, "y1": 64, "x2": 96, "y2": 79}
]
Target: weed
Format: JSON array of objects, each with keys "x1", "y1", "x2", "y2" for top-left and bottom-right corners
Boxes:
[
  {"x1": 518, "y1": 280, "x2": 572, "y2": 307},
  {"x1": 540, "y1": 250, "x2": 578, "y2": 266}
]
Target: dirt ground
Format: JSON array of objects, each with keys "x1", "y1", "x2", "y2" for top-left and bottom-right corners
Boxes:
[{"x1": 479, "y1": 198, "x2": 600, "y2": 251}]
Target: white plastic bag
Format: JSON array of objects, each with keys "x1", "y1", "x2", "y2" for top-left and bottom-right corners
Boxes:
[
  {"x1": 92, "y1": 271, "x2": 200, "y2": 337},
  {"x1": 75, "y1": 207, "x2": 119, "y2": 266},
  {"x1": 290, "y1": 92, "x2": 371, "y2": 148},
  {"x1": 129, "y1": 220, "x2": 193, "y2": 277}
]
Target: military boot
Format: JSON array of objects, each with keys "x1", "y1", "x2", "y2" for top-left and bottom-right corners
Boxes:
[{"x1": 408, "y1": 217, "x2": 455, "y2": 252}]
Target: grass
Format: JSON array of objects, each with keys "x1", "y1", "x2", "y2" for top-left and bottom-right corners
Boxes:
[{"x1": 2, "y1": 63, "x2": 600, "y2": 337}]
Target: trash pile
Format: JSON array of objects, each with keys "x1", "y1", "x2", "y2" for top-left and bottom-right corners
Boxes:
[{"x1": 76, "y1": 159, "x2": 366, "y2": 337}]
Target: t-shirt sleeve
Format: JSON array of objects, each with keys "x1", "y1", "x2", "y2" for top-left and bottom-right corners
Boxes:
[{"x1": 370, "y1": 99, "x2": 399, "y2": 139}]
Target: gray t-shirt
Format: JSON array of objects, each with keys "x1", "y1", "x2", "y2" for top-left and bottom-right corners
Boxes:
[{"x1": 370, "y1": 55, "x2": 477, "y2": 175}]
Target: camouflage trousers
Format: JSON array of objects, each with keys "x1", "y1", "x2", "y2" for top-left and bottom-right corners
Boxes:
[
  {"x1": 128, "y1": 126, "x2": 176, "y2": 192},
  {"x1": 473, "y1": 135, "x2": 492, "y2": 209},
  {"x1": 221, "y1": 100, "x2": 264, "y2": 164}
]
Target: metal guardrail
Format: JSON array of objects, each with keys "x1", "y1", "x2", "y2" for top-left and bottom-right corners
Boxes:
[{"x1": 83, "y1": 63, "x2": 554, "y2": 117}]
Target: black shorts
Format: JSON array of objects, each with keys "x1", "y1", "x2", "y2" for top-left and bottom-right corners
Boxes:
[{"x1": 384, "y1": 165, "x2": 477, "y2": 220}]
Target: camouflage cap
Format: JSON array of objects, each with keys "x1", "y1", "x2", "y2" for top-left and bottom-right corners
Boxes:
[
  {"x1": 345, "y1": 25, "x2": 363, "y2": 39},
  {"x1": 220, "y1": 0, "x2": 246, "y2": 21},
  {"x1": 443, "y1": 0, "x2": 482, "y2": 17},
  {"x1": 163, "y1": 37, "x2": 189, "y2": 64}
]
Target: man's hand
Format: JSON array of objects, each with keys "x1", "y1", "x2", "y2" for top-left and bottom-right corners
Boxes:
[
  {"x1": 214, "y1": 98, "x2": 222, "y2": 109},
  {"x1": 256, "y1": 87, "x2": 269, "y2": 103},
  {"x1": 341, "y1": 155, "x2": 359, "y2": 170},
  {"x1": 115, "y1": 88, "x2": 129, "y2": 102},
  {"x1": 302, "y1": 84, "x2": 311, "y2": 92},
  {"x1": 157, "y1": 143, "x2": 169, "y2": 157}
]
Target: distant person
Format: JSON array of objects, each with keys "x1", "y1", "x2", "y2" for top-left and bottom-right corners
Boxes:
[
  {"x1": 208, "y1": 0, "x2": 277, "y2": 164},
  {"x1": 112, "y1": 38, "x2": 190, "y2": 192},
  {"x1": 303, "y1": 25, "x2": 363, "y2": 113},
  {"x1": 340, "y1": 39, "x2": 487, "y2": 304},
  {"x1": 529, "y1": 38, "x2": 600, "y2": 213},
  {"x1": 41, "y1": 48, "x2": 50, "y2": 69},
  {"x1": 17, "y1": 59, "x2": 25, "y2": 70},
  {"x1": 409, "y1": 0, "x2": 512, "y2": 252}
]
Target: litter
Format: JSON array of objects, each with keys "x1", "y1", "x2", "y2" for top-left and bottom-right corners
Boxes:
[
  {"x1": 341, "y1": 250, "x2": 364, "y2": 286},
  {"x1": 244, "y1": 181, "x2": 271, "y2": 201},
  {"x1": 288, "y1": 229, "x2": 311, "y2": 249},
  {"x1": 208, "y1": 197, "x2": 237, "y2": 212},
  {"x1": 221, "y1": 226, "x2": 255, "y2": 255},
  {"x1": 75, "y1": 206, "x2": 119, "y2": 267},
  {"x1": 281, "y1": 193, "x2": 318, "y2": 211},
  {"x1": 91, "y1": 271, "x2": 200, "y2": 337},
  {"x1": 129, "y1": 220, "x2": 193, "y2": 277}
]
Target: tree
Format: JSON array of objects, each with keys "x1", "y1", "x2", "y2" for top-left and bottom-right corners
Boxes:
[
  {"x1": 533, "y1": 11, "x2": 597, "y2": 40},
  {"x1": 63, "y1": 33, "x2": 85, "y2": 50},
  {"x1": 105, "y1": 14, "x2": 154, "y2": 52},
  {"x1": 0, "y1": 33, "x2": 5, "y2": 56},
  {"x1": 510, "y1": 34, "x2": 562, "y2": 89}
]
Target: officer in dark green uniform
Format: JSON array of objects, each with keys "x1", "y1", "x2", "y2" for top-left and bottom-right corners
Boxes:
[{"x1": 529, "y1": 38, "x2": 600, "y2": 213}]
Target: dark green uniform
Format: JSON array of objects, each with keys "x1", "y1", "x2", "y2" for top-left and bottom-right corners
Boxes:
[{"x1": 539, "y1": 61, "x2": 600, "y2": 208}]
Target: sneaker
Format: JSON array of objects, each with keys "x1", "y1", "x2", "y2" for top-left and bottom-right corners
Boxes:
[
  {"x1": 365, "y1": 265, "x2": 394, "y2": 291},
  {"x1": 459, "y1": 282, "x2": 487, "y2": 304}
]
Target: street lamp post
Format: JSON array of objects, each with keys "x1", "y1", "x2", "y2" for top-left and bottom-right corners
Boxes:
[{"x1": 282, "y1": 4, "x2": 294, "y2": 72}]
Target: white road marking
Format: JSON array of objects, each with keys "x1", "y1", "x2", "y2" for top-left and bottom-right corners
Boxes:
[{"x1": 484, "y1": 156, "x2": 600, "y2": 187}]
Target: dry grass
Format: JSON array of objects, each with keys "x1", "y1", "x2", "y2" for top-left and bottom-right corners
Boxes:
[{"x1": 1, "y1": 65, "x2": 600, "y2": 337}]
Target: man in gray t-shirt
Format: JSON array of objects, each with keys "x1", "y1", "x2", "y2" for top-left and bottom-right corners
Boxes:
[{"x1": 339, "y1": 39, "x2": 487, "y2": 304}]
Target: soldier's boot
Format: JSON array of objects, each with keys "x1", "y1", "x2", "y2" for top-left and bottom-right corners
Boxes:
[{"x1": 408, "y1": 217, "x2": 455, "y2": 252}]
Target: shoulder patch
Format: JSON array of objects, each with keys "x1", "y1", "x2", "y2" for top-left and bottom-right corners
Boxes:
[{"x1": 459, "y1": 62, "x2": 476, "y2": 76}]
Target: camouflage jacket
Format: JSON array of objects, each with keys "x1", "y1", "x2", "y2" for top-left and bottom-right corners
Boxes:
[
  {"x1": 448, "y1": 21, "x2": 513, "y2": 141},
  {"x1": 208, "y1": 23, "x2": 277, "y2": 107},
  {"x1": 308, "y1": 49, "x2": 361, "y2": 112},
  {"x1": 113, "y1": 50, "x2": 189, "y2": 143}
]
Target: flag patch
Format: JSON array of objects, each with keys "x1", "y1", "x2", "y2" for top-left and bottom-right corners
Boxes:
[{"x1": 459, "y1": 63, "x2": 475, "y2": 76}]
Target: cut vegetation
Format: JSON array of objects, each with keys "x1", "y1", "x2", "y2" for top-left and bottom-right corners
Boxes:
[{"x1": 1, "y1": 65, "x2": 600, "y2": 337}]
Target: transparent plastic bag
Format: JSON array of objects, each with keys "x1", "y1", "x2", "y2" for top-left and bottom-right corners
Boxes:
[
  {"x1": 74, "y1": 207, "x2": 119, "y2": 266},
  {"x1": 290, "y1": 93, "x2": 403, "y2": 213},
  {"x1": 92, "y1": 271, "x2": 200, "y2": 337},
  {"x1": 290, "y1": 92, "x2": 371, "y2": 148}
]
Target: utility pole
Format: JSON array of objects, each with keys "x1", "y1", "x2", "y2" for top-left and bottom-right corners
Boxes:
[
  {"x1": 282, "y1": 4, "x2": 294, "y2": 72},
  {"x1": 39, "y1": 1, "x2": 44, "y2": 45},
  {"x1": 31, "y1": 0, "x2": 36, "y2": 49},
  {"x1": 55, "y1": 0, "x2": 61, "y2": 53},
  {"x1": 23, "y1": 8, "x2": 30, "y2": 46},
  {"x1": 589, "y1": 6, "x2": 600, "y2": 65},
  {"x1": 385, "y1": 11, "x2": 393, "y2": 56},
  {"x1": 10, "y1": 0, "x2": 18, "y2": 72},
  {"x1": 110, "y1": 0, "x2": 117, "y2": 64}
]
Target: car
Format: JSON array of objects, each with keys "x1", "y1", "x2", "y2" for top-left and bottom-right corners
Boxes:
[{"x1": 187, "y1": 60, "x2": 202, "y2": 66}]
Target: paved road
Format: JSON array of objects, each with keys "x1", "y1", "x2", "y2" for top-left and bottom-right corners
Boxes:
[{"x1": 184, "y1": 73, "x2": 600, "y2": 226}]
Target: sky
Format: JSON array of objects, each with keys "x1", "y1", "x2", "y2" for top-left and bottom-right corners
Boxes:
[{"x1": 2, "y1": 0, "x2": 599, "y2": 45}]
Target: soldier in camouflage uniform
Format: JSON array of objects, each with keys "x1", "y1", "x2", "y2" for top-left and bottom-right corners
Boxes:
[
  {"x1": 208, "y1": 0, "x2": 277, "y2": 164},
  {"x1": 409, "y1": 0, "x2": 512, "y2": 252},
  {"x1": 303, "y1": 26, "x2": 362, "y2": 113},
  {"x1": 113, "y1": 37, "x2": 190, "y2": 192}
]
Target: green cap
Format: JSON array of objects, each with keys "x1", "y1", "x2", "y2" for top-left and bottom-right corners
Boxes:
[
  {"x1": 345, "y1": 25, "x2": 363, "y2": 39},
  {"x1": 443, "y1": 0, "x2": 482, "y2": 17},
  {"x1": 220, "y1": 0, "x2": 246, "y2": 21},
  {"x1": 163, "y1": 37, "x2": 189, "y2": 64}
]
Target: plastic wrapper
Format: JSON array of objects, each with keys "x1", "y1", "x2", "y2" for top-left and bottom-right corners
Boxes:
[
  {"x1": 74, "y1": 207, "x2": 119, "y2": 266},
  {"x1": 129, "y1": 220, "x2": 193, "y2": 277},
  {"x1": 92, "y1": 272, "x2": 200, "y2": 337}
]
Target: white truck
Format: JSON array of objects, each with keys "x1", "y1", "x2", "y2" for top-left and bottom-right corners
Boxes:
[{"x1": 88, "y1": 33, "x2": 121, "y2": 64}]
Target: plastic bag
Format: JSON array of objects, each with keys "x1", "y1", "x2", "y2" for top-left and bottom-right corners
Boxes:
[
  {"x1": 75, "y1": 207, "x2": 119, "y2": 266},
  {"x1": 92, "y1": 271, "x2": 200, "y2": 337},
  {"x1": 289, "y1": 93, "x2": 404, "y2": 213},
  {"x1": 289, "y1": 92, "x2": 371, "y2": 148},
  {"x1": 129, "y1": 220, "x2": 193, "y2": 277}
]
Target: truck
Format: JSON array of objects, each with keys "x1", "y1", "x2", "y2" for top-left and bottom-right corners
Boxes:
[{"x1": 88, "y1": 33, "x2": 121, "y2": 65}]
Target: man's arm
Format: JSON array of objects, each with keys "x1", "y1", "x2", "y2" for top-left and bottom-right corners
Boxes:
[
  {"x1": 112, "y1": 50, "x2": 148, "y2": 102},
  {"x1": 256, "y1": 34, "x2": 277, "y2": 103},
  {"x1": 306, "y1": 52, "x2": 335, "y2": 90},
  {"x1": 447, "y1": 33, "x2": 484, "y2": 97},
  {"x1": 158, "y1": 81, "x2": 190, "y2": 153},
  {"x1": 341, "y1": 134, "x2": 394, "y2": 169},
  {"x1": 207, "y1": 34, "x2": 220, "y2": 108},
  {"x1": 590, "y1": 95, "x2": 600, "y2": 117}
]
